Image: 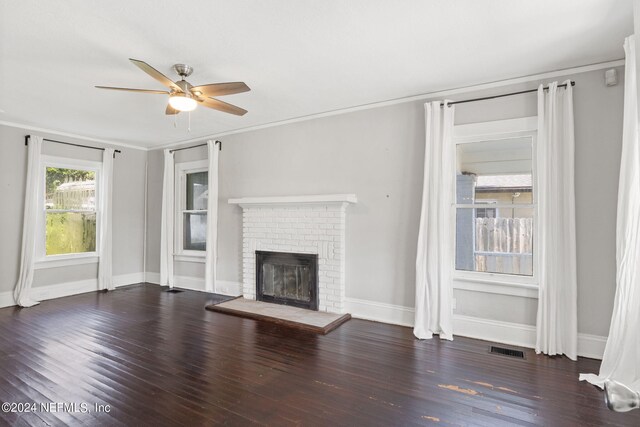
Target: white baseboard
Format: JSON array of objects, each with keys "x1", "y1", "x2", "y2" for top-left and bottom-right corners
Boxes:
[
  {"x1": 145, "y1": 273, "x2": 242, "y2": 297},
  {"x1": 173, "y1": 276, "x2": 242, "y2": 296},
  {"x1": 216, "y1": 280, "x2": 242, "y2": 296},
  {"x1": 345, "y1": 297, "x2": 414, "y2": 327},
  {"x1": 345, "y1": 297, "x2": 607, "y2": 359},
  {"x1": 146, "y1": 272, "x2": 160, "y2": 285},
  {"x1": 452, "y1": 314, "x2": 536, "y2": 348},
  {"x1": 0, "y1": 272, "x2": 146, "y2": 308},
  {"x1": 30, "y1": 278, "x2": 99, "y2": 302},
  {"x1": 113, "y1": 272, "x2": 146, "y2": 287},
  {"x1": 173, "y1": 275, "x2": 205, "y2": 292},
  {"x1": 577, "y1": 333, "x2": 608, "y2": 360}
]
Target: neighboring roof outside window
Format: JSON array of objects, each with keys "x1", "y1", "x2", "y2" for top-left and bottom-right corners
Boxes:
[
  {"x1": 476, "y1": 174, "x2": 532, "y2": 190},
  {"x1": 56, "y1": 180, "x2": 96, "y2": 191}
]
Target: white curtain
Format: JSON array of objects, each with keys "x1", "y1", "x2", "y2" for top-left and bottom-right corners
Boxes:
[
  {"x1": 14, "y1": 135, "x2": 43, "y2": 307},
  {"x1": 98, "y1": 148, "x2": 115, "y2": 291},
  {"x1": 580, "y1": 35, "x2": 640, "y2": 391},
  {"x1": 204, "y1": 140, "x2": 219, "y2": 293},
  {"x1": 160, "y1": 149, "x2": 175, "y2": 288},
  {"x1": 414, "y1": 101, "x2": 455, "y2": 340},
  {"x1": 535, "y1": 80, "x2": 578, "y2": 360}
]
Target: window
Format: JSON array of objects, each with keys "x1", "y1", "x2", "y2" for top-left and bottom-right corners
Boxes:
[
  {"x1": 475, "y1": 200, "x2": 497, "y2": 219},
  {"x1": 454, "y1": 125, "x2": 536, "y2": 280},
  {"x1": 37, "y1": 156, "x2": 101, "y2": 266},
  {"x1": 175, "y1": 160, "x2": 208, "y2": 259}
]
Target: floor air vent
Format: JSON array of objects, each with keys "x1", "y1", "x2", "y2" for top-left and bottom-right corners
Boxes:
[
  {"x1": 489, "y1": 346, "x2": 525, "y2": 359},
  {"x1": 165, "y1": 289, "x2": 184, "y2": 293}
]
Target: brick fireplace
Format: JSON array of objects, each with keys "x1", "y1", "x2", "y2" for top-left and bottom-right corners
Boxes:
[{"x1": 228, "y1": 194, "x2": 357, "y2": 313}]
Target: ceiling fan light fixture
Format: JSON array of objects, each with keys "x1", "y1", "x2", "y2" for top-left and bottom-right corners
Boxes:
[{"x1": 169, "y1": 93, "x2": 197, "y2": 112}]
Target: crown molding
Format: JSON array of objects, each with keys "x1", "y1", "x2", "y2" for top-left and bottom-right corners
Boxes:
[
  {"x1": 0, "y1": 120, "x2": 148, "y2": 151},
  {"x1": 154, "y1": 58, "x2": 625, "y2": 151}
]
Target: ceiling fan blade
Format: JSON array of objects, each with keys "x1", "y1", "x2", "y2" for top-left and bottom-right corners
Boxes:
[
  {"x1": 190, "y1": 82, "x2": 250, "y2": 97},
  {"x1": 198, "y1": 97, "x2": 247, "y2": 116},
  {"x1": 95, "y1": 86, "x2": 169, "y2": 94},
  {"x1": 165, "y1": 104, "x2": 180, "y2": 115},
  {"x1": 129, "y1": 58, "x2": 183, "y2": 92}
]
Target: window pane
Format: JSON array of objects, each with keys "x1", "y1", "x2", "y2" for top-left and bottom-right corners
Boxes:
[
  {"x1": 455, "y1": 137, "x2": 534, "y2": 277},
  {"x1": 456, "y1": 207, "x2": 533, "y2": 276},
  {"x1": 46, "y1": 212, "x2": 96, "y2": 255},
  {"x1": 46, "y1": 167, "x2": 96, "y2": 210},
  {"x1": 184, "y1": 212, "x2": 207, "y2": 251},
  {"x1": 186, "y1": 172, "x2": 208, "y2": 210}
]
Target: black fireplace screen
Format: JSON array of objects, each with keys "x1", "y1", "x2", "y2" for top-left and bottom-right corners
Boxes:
[{"x1": 256, "y1": 251, "x2": 318, "y2": 310}]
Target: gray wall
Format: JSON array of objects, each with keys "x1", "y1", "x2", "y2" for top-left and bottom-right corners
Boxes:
[
  {"x1": 146, "y1": 102, "x2": 425, "y2": 309},
  {"x1": 145, "y1": 149, "x2": 163, "y2": 275},
  {"x1": 145, "y1": 66, "x2": 624, "y2": 337},
  {"x1": 0, "y1": 124, "x2": 147, "y2": 291}
]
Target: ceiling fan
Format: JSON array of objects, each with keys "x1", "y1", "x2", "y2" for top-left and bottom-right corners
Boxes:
[{"x1": 96, "y1": 58, "x2": 250, "y2": 116}]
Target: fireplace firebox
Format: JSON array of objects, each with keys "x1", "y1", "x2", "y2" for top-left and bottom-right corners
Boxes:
[{"x1": 256, "y1": 251, "x2": 318, "y2": 310}]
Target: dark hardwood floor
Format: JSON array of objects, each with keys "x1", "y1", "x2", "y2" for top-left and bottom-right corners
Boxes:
[{"x1": 0, "y1": 284, "x2": 637, "y2": 426}]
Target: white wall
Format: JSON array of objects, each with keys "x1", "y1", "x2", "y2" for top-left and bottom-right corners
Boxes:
[{"x1": 0, "y1": 124, "x2": 147, "y2": 297}]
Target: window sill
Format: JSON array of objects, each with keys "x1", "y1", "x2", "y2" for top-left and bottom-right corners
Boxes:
[
  {"x1": 174, "y1": 254, "x2": 206, "y2": 263},
  {"x1": 453, "y1": 272, "x2": 538, "y2": 298},
  {"x1": 35, "y1": 254, "x2": 99, "y2": 270}
]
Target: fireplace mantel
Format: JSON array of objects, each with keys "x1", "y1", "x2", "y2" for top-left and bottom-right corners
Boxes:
[{"x1": 228, "y1": 194, "x2": 357, "y2": 208}]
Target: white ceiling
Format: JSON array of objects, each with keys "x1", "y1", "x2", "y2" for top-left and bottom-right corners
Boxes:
[{"x1": 0, "y1": 1, "x2": 633, "y2": 149}]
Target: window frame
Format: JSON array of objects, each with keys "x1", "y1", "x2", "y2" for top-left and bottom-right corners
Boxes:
[
  {"x1": 35, "y1": 155, "x2": 101, "y2": 269},
  {"x1": 174, "y1": 159, "x2": 209, "y2": 263},
  {"x1": 452, "y1": 117, "x2": 539, "y2": 298}
]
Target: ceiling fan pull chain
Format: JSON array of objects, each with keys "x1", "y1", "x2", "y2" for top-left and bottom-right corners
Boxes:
[
  {"x1": 188, "y1": 111, "x2": 191, "y2": 132},
  {"x1": 174, "y1": 112, "x2": 177, "y2": 128}
]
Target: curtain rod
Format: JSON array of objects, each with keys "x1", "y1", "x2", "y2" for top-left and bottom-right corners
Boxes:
[
  {"x1": 25, "y1": 135, "x2": 121, "y2": 157},
  {"x1": 441, "y1": 81, "x2": 575, "y2": 106},
  {"x1": 169, "y1": 140, "x2": 222, "y2": 153}
]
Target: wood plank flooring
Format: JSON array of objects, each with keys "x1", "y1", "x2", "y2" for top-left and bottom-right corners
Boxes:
[{"x1": 0, "y1": 283, "x2": 637, "y2": 426}]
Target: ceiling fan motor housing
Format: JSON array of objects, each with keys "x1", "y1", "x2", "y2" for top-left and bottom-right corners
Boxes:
[
  {"x1": 175, "y1": 80, "x2": 194, "y2": 93},
  {"x1": 173, "y1": 64, "x2": 193, "y2": 78}
]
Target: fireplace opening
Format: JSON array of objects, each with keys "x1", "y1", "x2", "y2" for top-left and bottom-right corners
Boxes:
[{"x1": 256, "y1": 251, "x2": 318, "y2": 310}]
